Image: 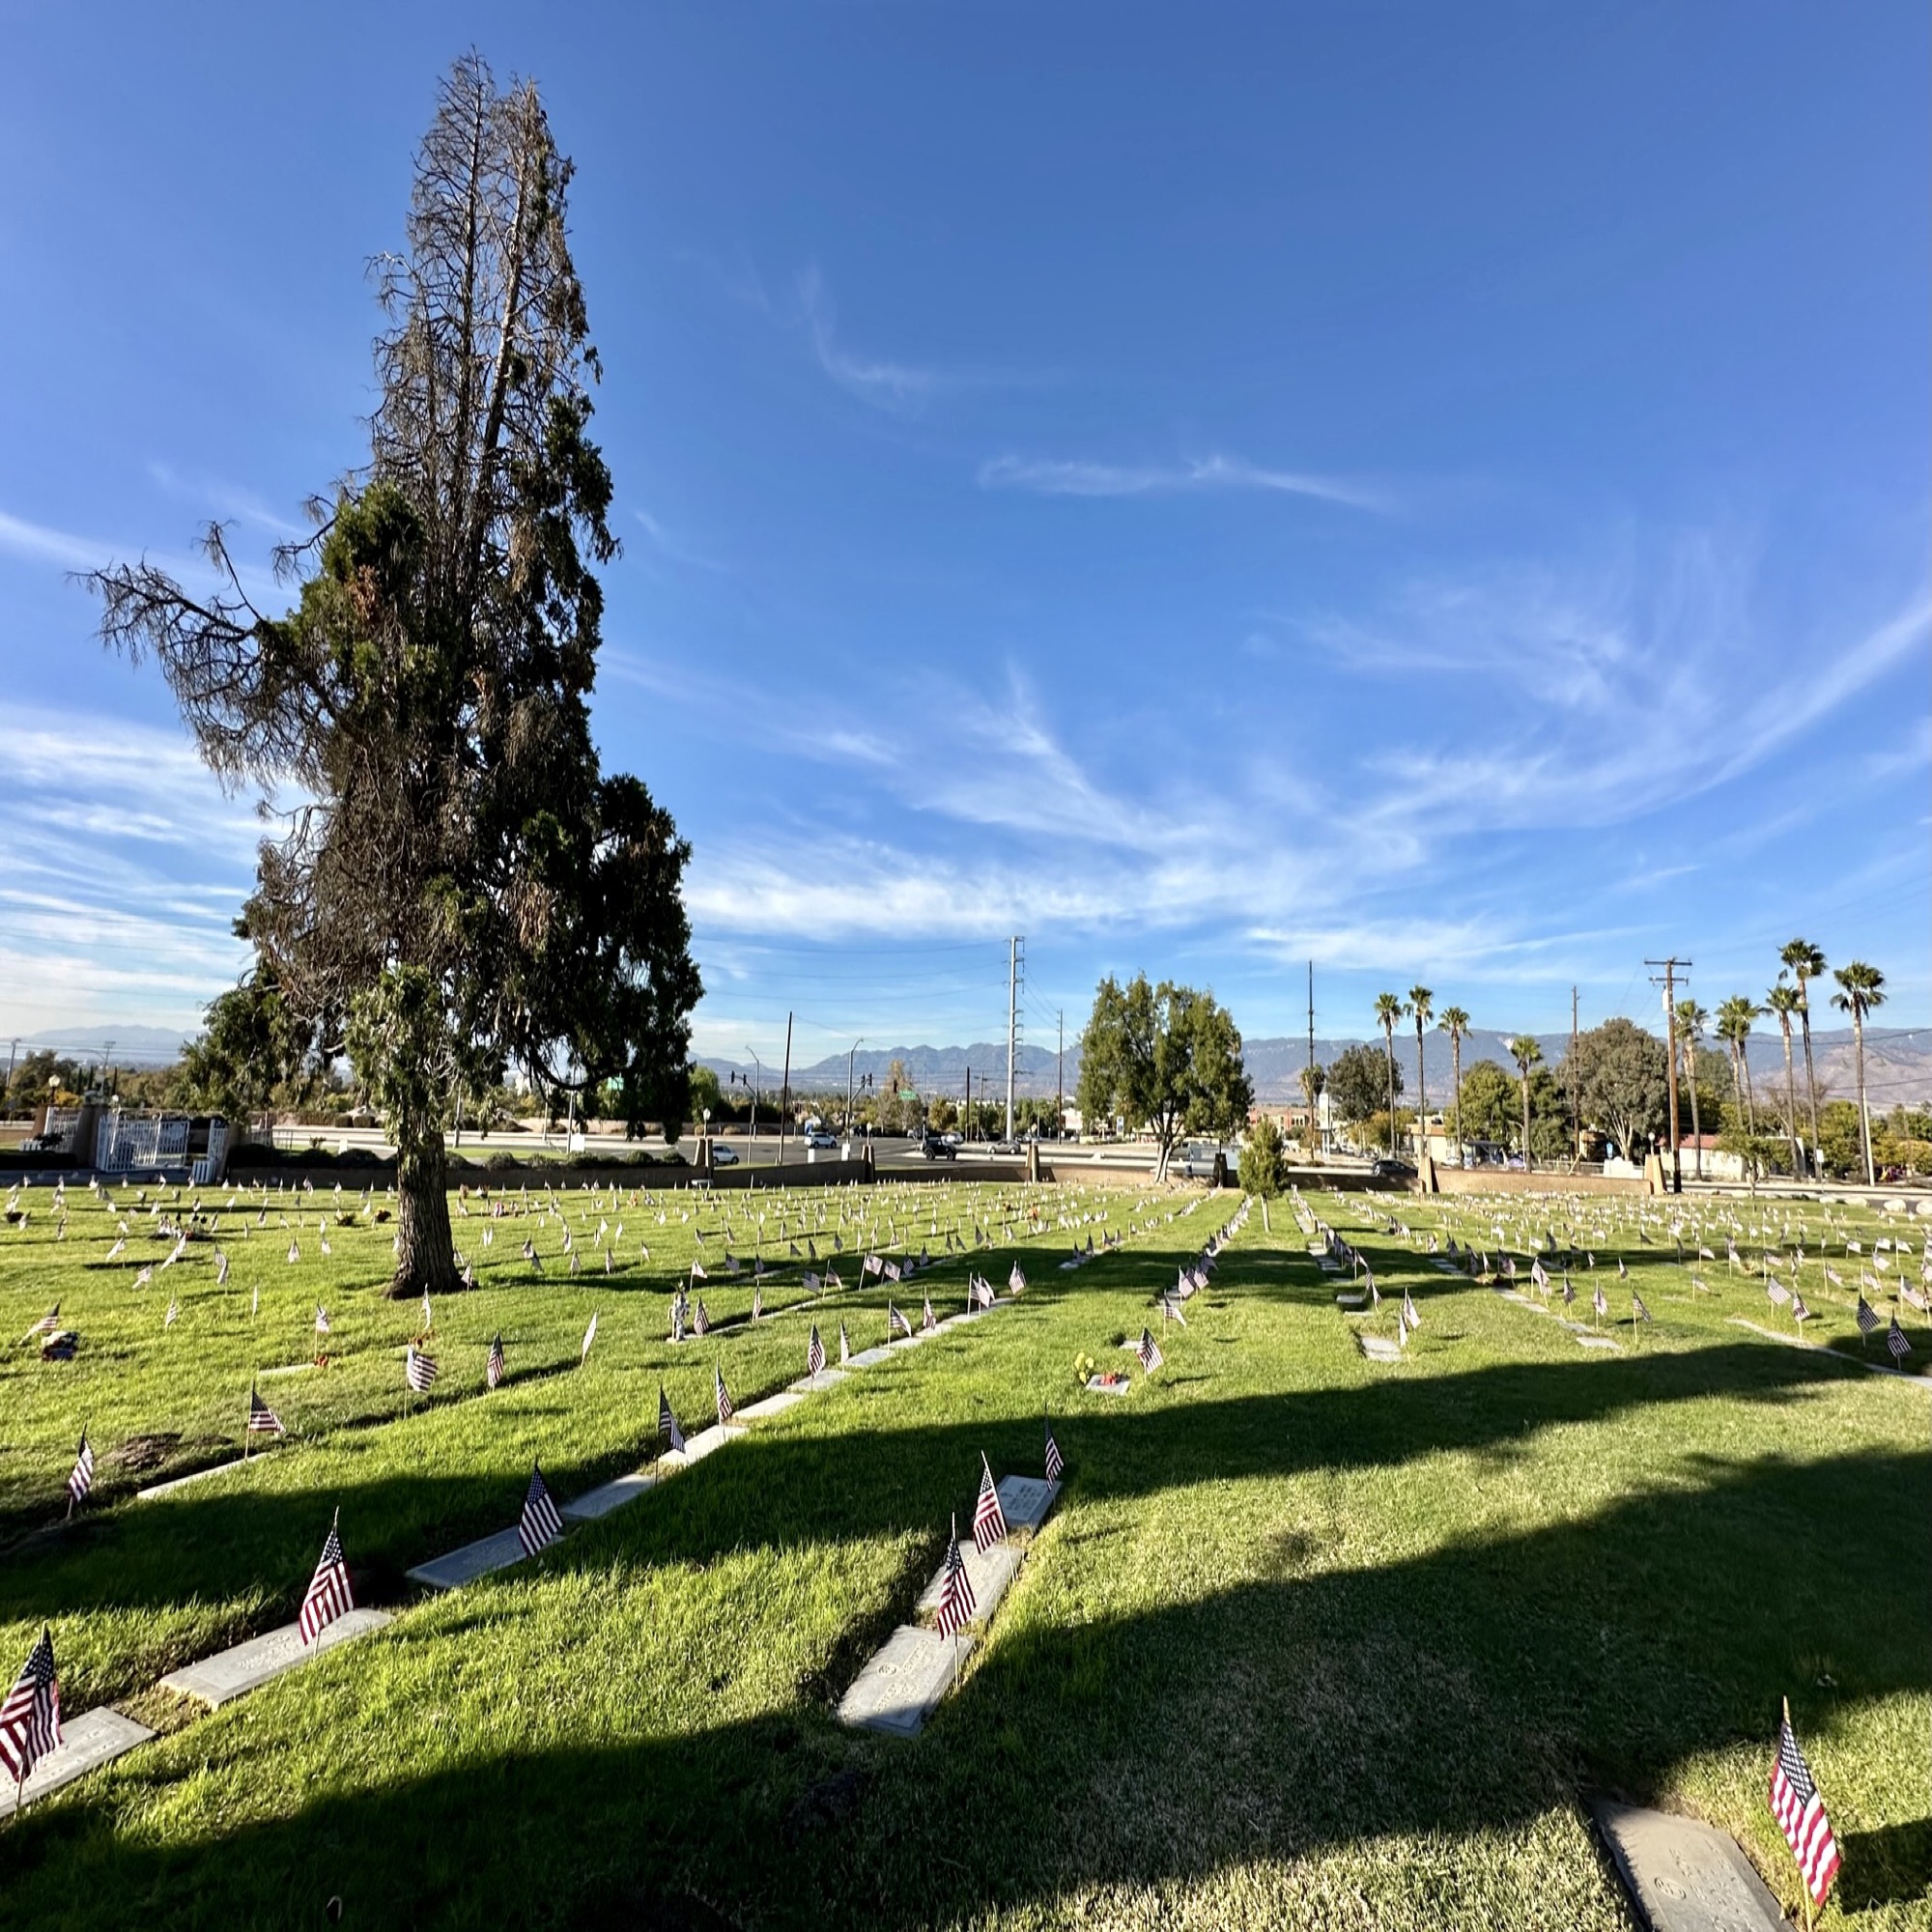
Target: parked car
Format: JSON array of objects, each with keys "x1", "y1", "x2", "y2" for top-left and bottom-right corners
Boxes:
[
  {"x1": 711, "y1": 1143, "x2": 739, "y2": 1166},
  {"x1": 1370, "y1": 1157, "x2": 1416, "y2": 1179},
  {"x1": 805, "y1": 1129, "x2": 838, "y2": 1150}
]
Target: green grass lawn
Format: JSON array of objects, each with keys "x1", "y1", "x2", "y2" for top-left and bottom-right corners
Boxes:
[{"x1": 1, "y1": 1177, "x2": 1926, "y2": 1929}]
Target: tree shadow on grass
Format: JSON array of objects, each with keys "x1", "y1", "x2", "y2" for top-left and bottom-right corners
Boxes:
[
  {"x1": 0, "y1": 1337, "x2": 1908, "y2": 1699},
  {"x1": 1, "y1": 1445, "x2": 1923, "y2": 1929}
]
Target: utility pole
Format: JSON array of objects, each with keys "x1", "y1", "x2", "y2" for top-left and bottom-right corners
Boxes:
[
  {"x1": 1005, "y1": 935, "x2": 1024, "y2": 1143},
  {"x1": 963, "y1": 1065, "x2": 971, "y2": 1142},
  {"x1": 845, "y1": 1037, "x2": 864, "y2": 1133},
  {"x1": 1570, "y1": 987, "x2": 1580, "y2": 1166},
  {"x1": 4, "y1": 1038, "x2": 18, "y2": 1110},
  {"x1": 779, "y1": 1012, "x2": 793, "y2": 1158},
  {"x1": 1056, "y1": 1010, "x2": 1064, "y2": 1139},
  {"x1": 1645, "y1": 958, "x2": 1690, "y2": 1192},
  {"x1": 1307, "y1": 961, "x2": 1318, "y2": 1154}
]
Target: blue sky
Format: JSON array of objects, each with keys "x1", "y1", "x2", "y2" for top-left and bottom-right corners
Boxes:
[{"x1": 2, "y1": 1, "x2": 1926, "y2": 1066}]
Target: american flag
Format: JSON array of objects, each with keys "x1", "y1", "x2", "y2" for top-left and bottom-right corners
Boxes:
[
  {"x1": 1044, "y1": 1412, "x2": 1064, "y2": 1485},
  {"x1": 486, "y1": 1332, "x2": 505, "y2": 1389},
  {"x1": 807, "y1": 1324, "x2": 826, "y2": 1378},
  {"x1": 163, "y1": 1294, "x2": 179, "y2": 1329},
  {"x1": 1136, "y1": 1326, "x2": 1164, "y2": 1373},
  {"x1": 298, "y1": 1513, "x2": 355, "y2": 1644},
  {"x1": 247, "y1": 1384, "x2": 285, "y2": 1435},
  {"x1": 1856, "y1": 1295, "x2": 1880, "y2": 1335},
  {"x1": 314, "y1": 1304, "x2": 330, "y2": 1336},
  {"x1": 518, "y1": 1463, "x2": 564, "y2": 1557},
  {"x1": 1009, "y1": 1264, "x2": 1027, "y2": 1293},
  {"x1": 1887, "y1": 1316, "x2": 1911, "y2": 1362},
  {"x1": 889, "y1": 1301, "x2": 911, "y2": 1339},
  {"x1": 1633, "y1": 1293, "x2": 1652, "y2": 1323},
  {"x1": 752, "y1": 1284, "x2": 763, "y2": 1321},
  {"x1": 693, "y1": 1297, "x2": 710, "y2": 1336},
  {"x1": 25, "y1": 1304, "x2": 59, "y2": 1341},
  {"x1": 581, "y1": 1312, "x2": 598, "y2": 1363},
  {"x1": 405, "y1": 1347, "x2": 439, "y2": 1392},
  {"x1": 715, "y1": 1363, "x2": 734, "y2": 1426},
  {"x1": 1402, "y1": 1291, "x2": 1421, "y2": 1332},
  {"x1": 1792, "y1": 1294, "x2": 1811, "y2": 1323},
  {"x1": 838, "y1": 1322, "x2": 850, "y2": 1364},
  {"x1": 973, "y1": 1455, "x2": 1008, "y2": 1551},
  {"x1": 66, "y1": 1433, "x2": 94, "y2": 1513},
  {"x1": 1593, "y1": 1283, "x2": 1608, "y2": 1319},
  {"x1": 922, "y1": 1295, "x2": 936, "y2": 1332},
  {"x1": 0, "y1": 1629, "x2": 62, "y2": 1785},
  {"x1": 934, "y1": 1515, "x2": 976, "y2": 1639},
  {"x1": 658, "y1": 1384, "x2": 685, "y2": 1453},
  {"x1": 690, "y1": 1259, "x2": 707, "y2": 1281},
  {"x1": 1770, "y1": 1703, "x2": 1840, "y2": 1906}
]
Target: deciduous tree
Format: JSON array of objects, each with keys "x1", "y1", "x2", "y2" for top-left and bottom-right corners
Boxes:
[
  {"x1": 1076, "y1": 974, "x2": 1252, "y2": 1180},
  {"x1": 1571, "y1": 1017, "x2": 1669, "y2": 1163}
]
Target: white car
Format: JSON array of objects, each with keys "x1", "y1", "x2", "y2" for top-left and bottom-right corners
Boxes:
[{"x1": 711, "y1": 1143, "x2": 740, "y2": 1166}]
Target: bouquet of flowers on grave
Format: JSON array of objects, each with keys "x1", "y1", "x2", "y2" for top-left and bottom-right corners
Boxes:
[{"x1": 1073, "y1": 1351, "x2": 1098, "y2": 1387}]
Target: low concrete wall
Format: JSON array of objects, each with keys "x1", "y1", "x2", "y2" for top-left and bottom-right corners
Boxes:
[{"x1": 1431, "y1": 1166, "x2": 1645, "y2": 1199}]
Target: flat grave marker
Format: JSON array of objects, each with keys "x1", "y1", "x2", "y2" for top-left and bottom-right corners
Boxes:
[
  {"x1": 915, "y1": 1539, "x2": 1019, "y2": 1624},
  {"x1": 1357, "y1": 1334, "x2": 1404, "y2": 1364},
  {"x1": 1593, "y1": 1800, "x2": 1790, "y2": 1932},
  {"x1": 836, "y1": 1624, "x2": 973, "y2": 1739},
  {"x1": 994, "y1": 1474, "x2": 1060, "y2": 1532},
  {"x1": 407, "y1": 1527, "x2": 527, "y2": 1592},
  {"x1": 0, "y1": 1708, "x2": 154, "y2": 1819},
  {"x1": 158, "y1": 1607, "x2": 392, "y2": 1707},
  {"x1": 787, "y1": 1370, "x2": 849, "y2": 1394},
  {"x1": 735, "y1": 1389, "x2": 808, "y2": 1423},
  {"x1": 845, "y1": 1346, "x2": 895, "y2": 1369},
  {"x1": 560, "y1": 1470, "x2": 656, "y2": 1521}
]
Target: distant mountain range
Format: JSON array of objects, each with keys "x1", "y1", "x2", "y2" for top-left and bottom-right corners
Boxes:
[
  {"x1": 14, "y1": 1017, "x2": 1924, "y2": 1107},
  {"x1": 699, "y1": 1025, "x2": 1931, "y2": 1108}
]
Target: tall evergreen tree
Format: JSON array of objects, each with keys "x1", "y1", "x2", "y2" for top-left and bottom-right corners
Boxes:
[{"x1": 87, "y1": 56, "x2": 700, "y2": 1294}]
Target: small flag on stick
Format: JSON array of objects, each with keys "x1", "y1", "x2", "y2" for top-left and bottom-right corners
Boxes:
[
  {"x1": 0, "y1": 1628, "x2": 63, "y2": 1787},
  {"x1": 518, "y1": 1463, "x2": 564, "y2": 1557},
  {"x1": 486, "y1": 1333, "x2": 505, "y2": 1389},
  {"x1": 972, "y1": 1455, "x2": 1008, "y2": 1551},
  {"x1": 1770, "y1": 1699, "x2": 1840, "y2": 1910},
  {"x1": 66, "y1": 1433, "x2": 94, "y2": 1516},
  {"x1": 1043, "y1": 1411, "x2": 1064, "y2": 1485},
  {"x1": 298, "y1": 1511, "x2": 354, "y2": 1644},
  {"x1": 934, "y1": 1514, "x2": 976, "y2": 1639},
  {"x1": 247, "y1": 1384, "x2": 285, "y2": 1436}
]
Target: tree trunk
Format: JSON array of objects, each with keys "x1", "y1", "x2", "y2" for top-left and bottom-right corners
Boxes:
[
  {"x1": 1451, "y1": 1038, "x2": 1463, "y2": 1165},
  {"x1": 391, "y1": 1120, "x2": 460, "y2": 1298},
  {"x1": 1799, "y1": 999, "x2": 1820, "y2": 1173},
  {"x1": 1414, "y1": 1027, "x2": 1427, "y2": 1167},
  {"x1": 1520, "y1": 1083, "x2": 1532, "y2": 1171},
  {"x1": 1780, "y1": 1028, "x2": 1801, "y2": 1179},
  {"x1": 1685, "y1": 1043, "x2": 1703, "y2": 1179},
  {"x1": 1853, "y1": 1010, "x2": 1873, "y2": 1185}
]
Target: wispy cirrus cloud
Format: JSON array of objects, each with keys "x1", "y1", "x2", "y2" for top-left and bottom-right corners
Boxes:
[{"x1": 978, "y1": 451, "x2": 1386, "y2": 511}]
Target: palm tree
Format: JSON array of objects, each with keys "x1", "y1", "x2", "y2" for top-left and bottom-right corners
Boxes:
[
  {"x1": 1830, "y1": 962, "x2": 1886, "y2": 1185},
  {"x1": 1674, "y1": 999, "x2": 1708, "y2": 1179},
  {"x1": 1507, "y1": 1035, "x2": 1543, "y2": 1170},
  {"x1": 1406, "y1": 985, "x2": 1434, "y2": 1167},
  {"x1": 1437, "y1": 1006, "x2": 1471, "y2": 1165},
  {"x1": 1373, "y1": 993, "x2": 1404, "y2": 1155},
  {"x1": 1779, "y1": 939, "x2": 1826, "y2": 1171},
  {"x1": 1765, "y1": 982, "x2": 1804, "y2": 1179},
  {"x1": 1714, "y1": 997, "x2": 1762, "y2": 1143}
]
